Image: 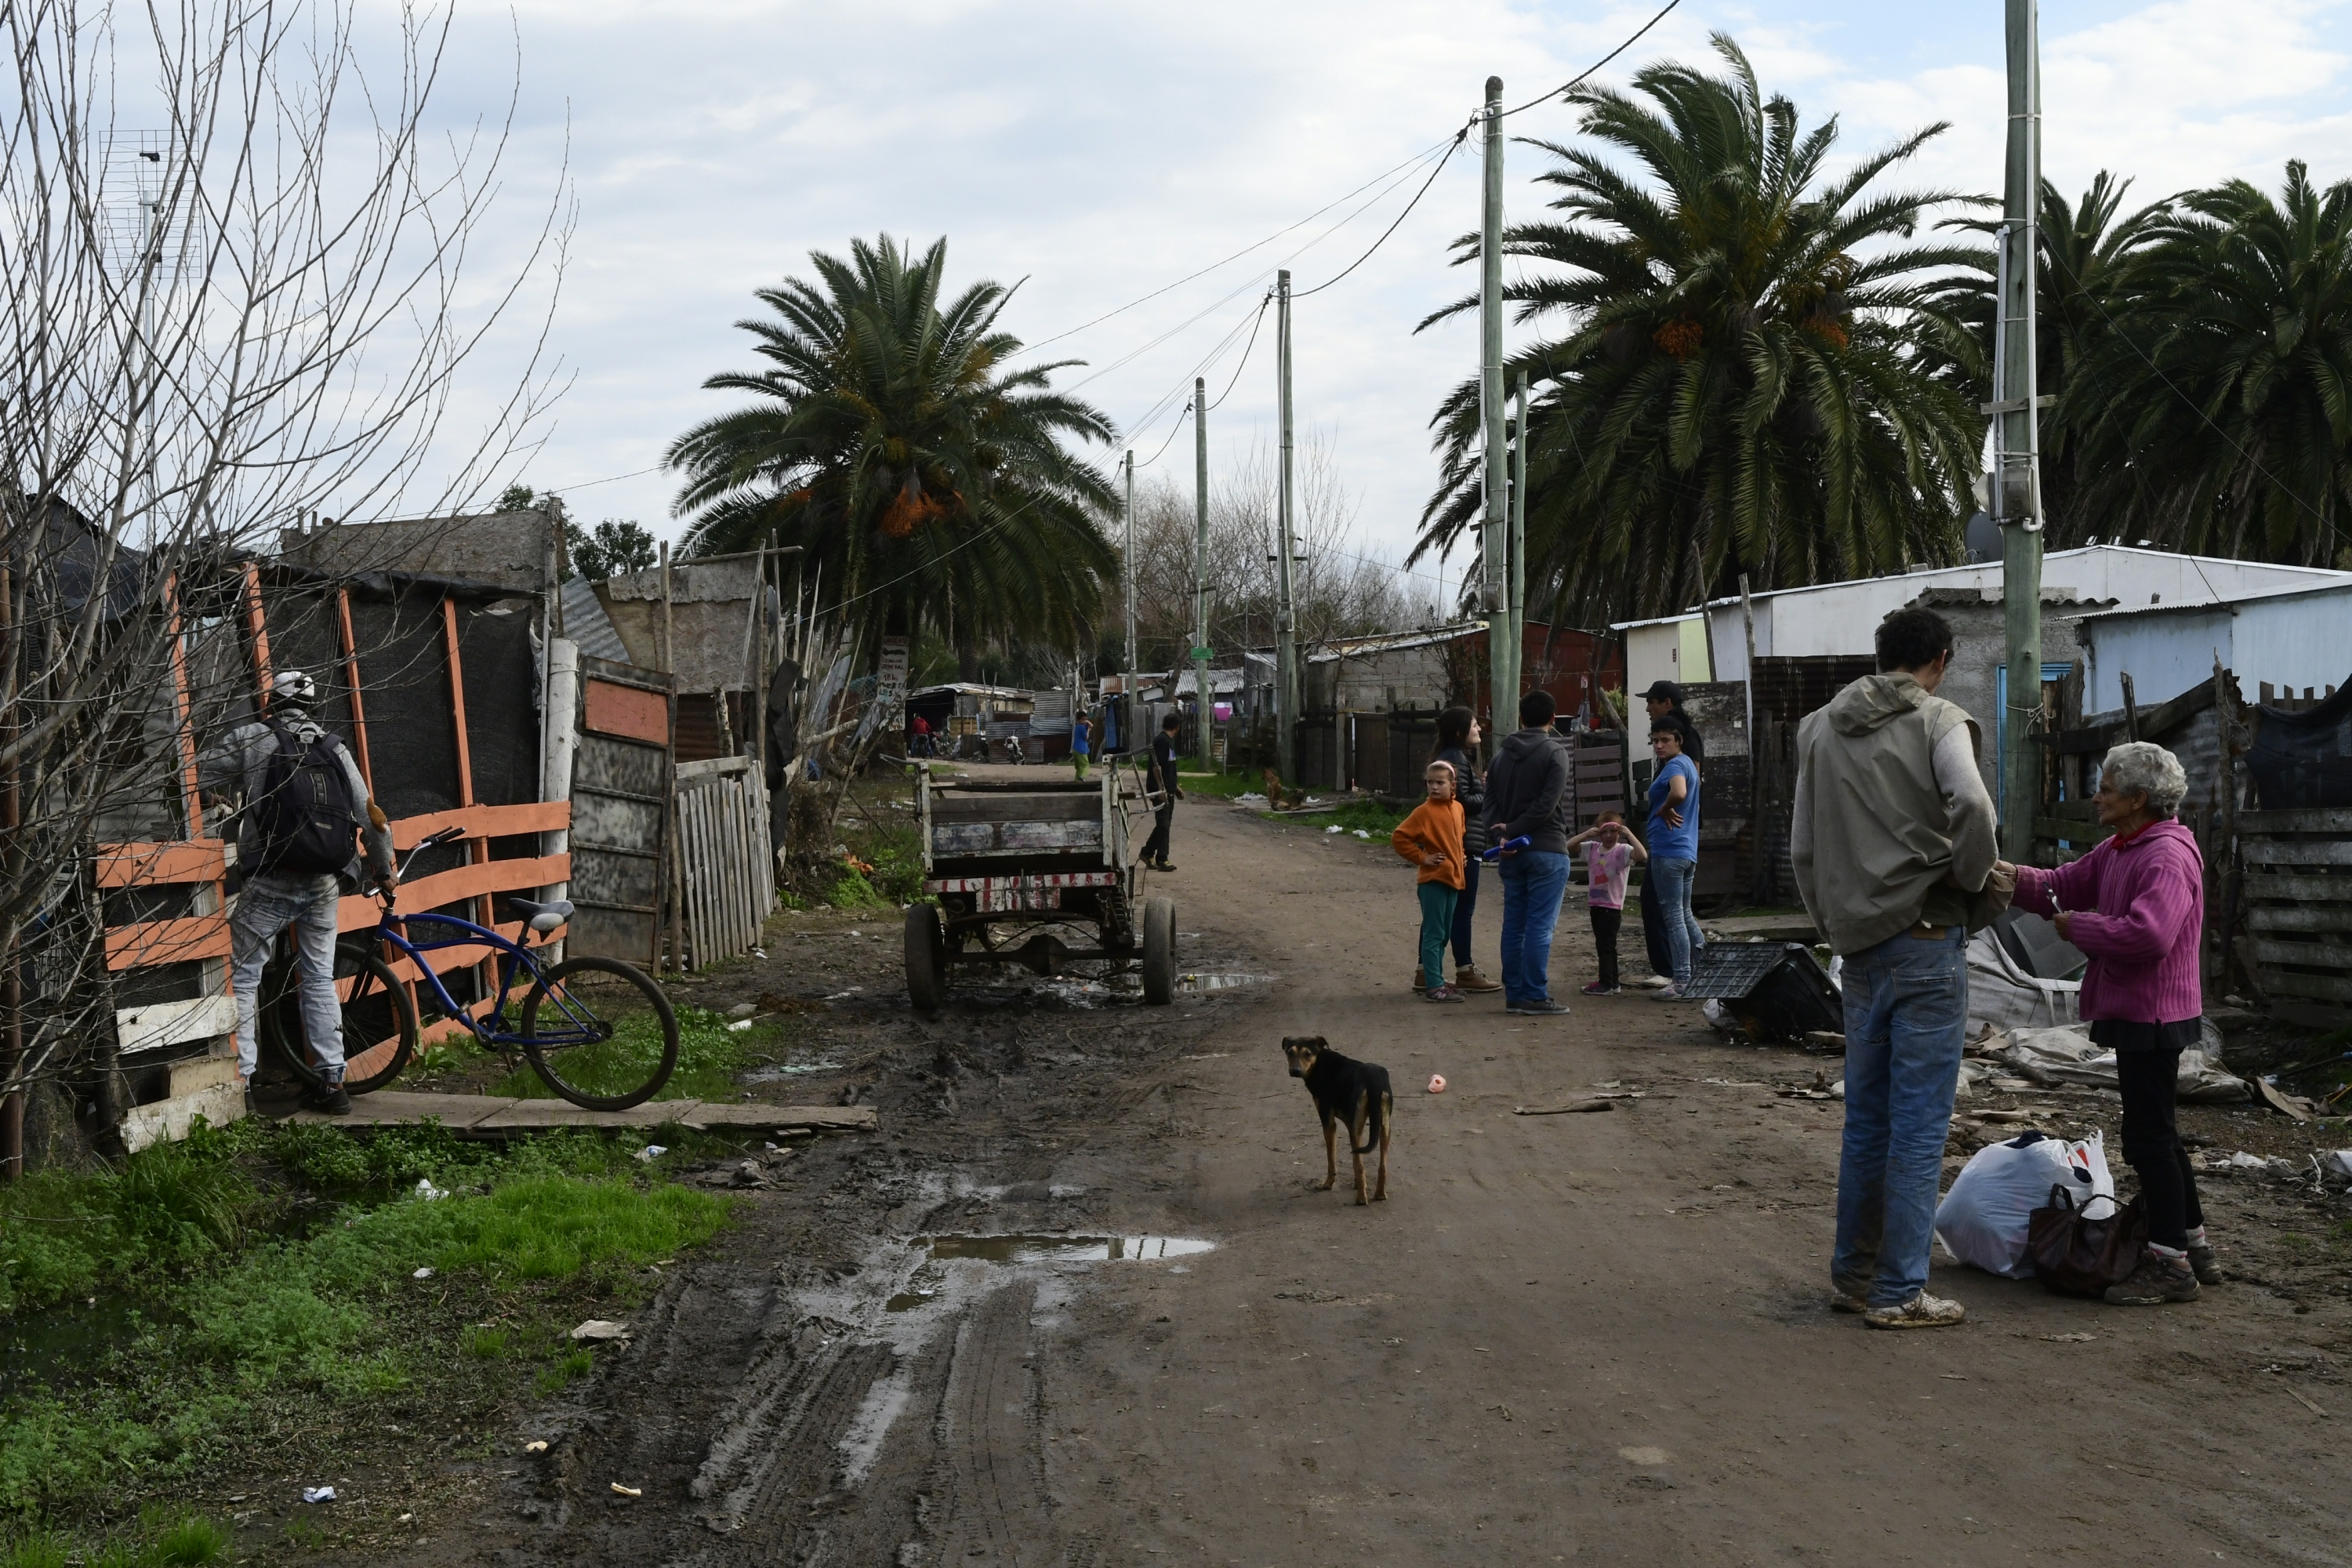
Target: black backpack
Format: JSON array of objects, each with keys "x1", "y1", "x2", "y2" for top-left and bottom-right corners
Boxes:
[{"x1": 251, "y1": 719, "x2": 361, "y2": 876}]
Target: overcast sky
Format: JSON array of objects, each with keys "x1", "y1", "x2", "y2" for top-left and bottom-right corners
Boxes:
[{"x1": 425, "y1": 0, "x2": 2352, "y2": 603}]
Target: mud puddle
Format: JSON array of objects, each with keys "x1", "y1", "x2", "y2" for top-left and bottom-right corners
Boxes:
[{"x1": 1176, "y1": 971, "x2": 1273, "y2": 993}]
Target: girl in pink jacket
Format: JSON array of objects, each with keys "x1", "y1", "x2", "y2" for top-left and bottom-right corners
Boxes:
[{"x1": 2010, "y1": 742, "x2": 2215, "y2": 1305}]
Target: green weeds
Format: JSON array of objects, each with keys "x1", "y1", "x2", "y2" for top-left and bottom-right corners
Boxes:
[
  {"x1": 1272, "y1": 797, "x2": 1412, "y2": 839},
  {"x1": 492, "y1": 1006, "x2": 766, "y2": 1103},
  {"x1": 2, "y1": 1514, "x2": 224, "y2": 1568}
]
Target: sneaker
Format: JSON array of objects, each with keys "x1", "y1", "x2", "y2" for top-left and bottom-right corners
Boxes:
[
  {"x1": 1424, "y1": 984, "x2": 1466, "y2": 1004},
  {"x1": 1862, "y1": 1291, "x2": 1967, "y2": 1330},
  {"x1": 2187, "y1": 1243, "x2": 2223, "y2": 1286},
  {"x1": 301, "y1": 1080, "x2": 353, "y2": 1116},
  {"x1": 1153, "y1": 860, "x2": 1177, "y2": 873},
  {"x1": 2105, "y1": 1250, "x2": 2201, "y2": 1305},
  {"x1": 1581, "y1": 981, "x2": 1621, "y2": 996},
  {"x1": 1454, "y1": 966, "x2": 1503, "y2": 993},
  {"x1": 1625, "y1": 974, "x2": 1671, "y2": 990},
  {"x1": 1651, "y1": 983, "x2": 1684, "y2": 1002},
  {"x1": 1506, "y1": 999, "x2": 1571, "y2": 1016}
]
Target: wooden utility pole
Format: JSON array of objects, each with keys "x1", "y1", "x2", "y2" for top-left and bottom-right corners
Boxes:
[
  {"x1": 1123, "y1": 448, "x2": 1137, "y2": 753},
  {"x1": 1193, "y1": 377, "x2": 1214, "y2": 772},
  {"x1": 1276, "y1": 269, "x2": 1299, "y2": 783},
  {"x1": 1507, "y1": 368, "x2": 1528, "y2": 712},
  {"x1": 1994, "y1": 0, "x2": 2045, "y2": 856},
  {"x1": 1479, "y1": 75, "x2": 1509, "y2": 726}
]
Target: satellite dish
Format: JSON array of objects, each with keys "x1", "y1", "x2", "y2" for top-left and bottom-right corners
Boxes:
[{"x1": 1964, "y1": 511, "x2": 2000, "y2": 564}]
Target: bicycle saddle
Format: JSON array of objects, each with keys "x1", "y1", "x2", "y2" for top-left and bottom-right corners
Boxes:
[{"x1": 506, "y1": 897, "x2": 575, "y2": 934}]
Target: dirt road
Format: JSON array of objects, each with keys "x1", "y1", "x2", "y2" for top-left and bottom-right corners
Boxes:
[{"x1": 477, "y1": 798, "x2": 2349, "y2": 1567}]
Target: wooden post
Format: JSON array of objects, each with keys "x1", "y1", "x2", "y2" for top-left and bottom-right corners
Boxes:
[
  {"x1": 335, "y1": 588, "x2": 373, "y2": 789},
  {"x1": 2120, "y1": 672, "x2": 2139, "y2": 742},
  {"x1": 441, "y1": 598, "x2": 493, "y2": 1000},
  {"x1": 241, "y1": 561, "x2": 274, "y2": 706},
  {"x1": 0, "y1": 562, "x2": 17, "y2": 1181}
]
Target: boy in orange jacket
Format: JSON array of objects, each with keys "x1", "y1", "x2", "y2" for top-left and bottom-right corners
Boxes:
[{"x1": 1393, "y1": 760, "x2": 1468, "y2": 1002}]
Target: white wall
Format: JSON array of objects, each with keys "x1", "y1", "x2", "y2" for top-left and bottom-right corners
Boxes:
[
  {"x1": 1693, "y1": 546, "x2": 2351, "y2": 677},
  {"x1": 2081, "y1": 586, "x2": 2352, "y2": 711}
]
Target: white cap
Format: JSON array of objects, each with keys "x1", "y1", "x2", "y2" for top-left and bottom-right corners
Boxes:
[{"x1": 272, "y1": 669, "x2": 317, "y2": 704}]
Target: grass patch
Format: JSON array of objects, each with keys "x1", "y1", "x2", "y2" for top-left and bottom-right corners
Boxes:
[
  {"x1": 1174, "y1": 770, "x2": 1258, "y2": 800},
  {"x1": 0, "y1": 1122, "x2": 735, "y2": 1519},
  {"x1": 491, "y1": 1005, "x2": 768, "y2": 1103},
  {"x1": 2, "y1": 1513, "x2": 226, "y2": 1568}
]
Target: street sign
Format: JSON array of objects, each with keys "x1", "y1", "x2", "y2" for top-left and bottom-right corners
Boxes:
[{"x1": 1189, "y1": 647, "x2": 1212, "y2": 662}]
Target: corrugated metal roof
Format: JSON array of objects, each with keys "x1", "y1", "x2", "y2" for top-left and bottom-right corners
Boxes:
[{"x1": 559, "y1": 577, "x2": 631, "y2": 662}]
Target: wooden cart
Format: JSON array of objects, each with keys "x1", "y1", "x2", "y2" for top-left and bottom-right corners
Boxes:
[{"x1": 904, "y1": 758, "x2": 1175, "y2": 1009}]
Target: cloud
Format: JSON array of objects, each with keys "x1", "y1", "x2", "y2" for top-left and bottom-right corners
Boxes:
[{"x1": 390, "y1": 0, "x2": 2352, "y2": 589}]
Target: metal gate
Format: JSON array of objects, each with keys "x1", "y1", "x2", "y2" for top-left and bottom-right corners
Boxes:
[{"x1": 568, "y1": 655, "x2": 674, "y2": 969}]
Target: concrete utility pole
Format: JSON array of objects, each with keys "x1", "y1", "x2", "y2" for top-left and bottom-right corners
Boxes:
[
  {"x1": 1123, "y1": 448, "x2": 1138, "y2": 753},
  {"x1": 1275, "y1": 269, "x2": 1300, "y2": 784},
  {"x1": 1193, "y1": 377, "x2": 1214, "y2": 772},
  {"x1": 1994, "y1": 0, "x2": 2045, "y2": 855},
  {"x1": 1508, "y1": 369, "x2": 1529, "y2": 713},
  {"x1": 1479, "y1": 76, "x2": 1510, "y2": 726}
]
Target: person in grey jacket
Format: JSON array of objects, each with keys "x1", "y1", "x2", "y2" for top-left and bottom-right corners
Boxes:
[
  {"x1": 1482, "y1": 689, "x2": 1573, "y2": 1016},
  {"x1": 198, "y1": 669, "x2": 394, "y2": 1114}
]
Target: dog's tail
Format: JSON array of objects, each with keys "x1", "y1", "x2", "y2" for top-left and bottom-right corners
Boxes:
[{"x1": 1353, "y1": 1088, "x2": 1388, "y2": 1155}]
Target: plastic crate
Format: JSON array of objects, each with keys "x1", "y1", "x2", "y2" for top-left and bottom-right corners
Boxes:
[{"x1": 1683, "y1": 940, "x2": 1843, "y2": 1041}]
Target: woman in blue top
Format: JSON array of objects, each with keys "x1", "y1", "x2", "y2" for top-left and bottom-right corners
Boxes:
[
  {"x1": 1646, "y1": 724, "x2": 1704, "y2": 999},
  {"x1": 1071, "y1": 710, "x2": 1093, "y2": 781}
]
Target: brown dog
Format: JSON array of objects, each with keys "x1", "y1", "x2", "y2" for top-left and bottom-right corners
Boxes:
[{"x1": 1281, "y1": 1036, "x2": 1392, "y2": 1203}]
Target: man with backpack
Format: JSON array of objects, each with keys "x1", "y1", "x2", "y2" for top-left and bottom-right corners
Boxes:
[{"x1": 200, "y1": 669, "x2": 395, "y2": 1115}]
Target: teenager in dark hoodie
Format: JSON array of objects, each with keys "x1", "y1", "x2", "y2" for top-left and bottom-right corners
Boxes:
[{"x1": 1483, "y1": 689, "x2": 1573, "y2": 1016}]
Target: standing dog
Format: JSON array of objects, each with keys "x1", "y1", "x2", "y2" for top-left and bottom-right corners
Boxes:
[{"x1": 1281, "y1": 1036, "x2": 1392, "y2": 1203}]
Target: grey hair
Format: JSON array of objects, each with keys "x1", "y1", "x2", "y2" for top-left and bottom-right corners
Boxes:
[{"x1": 2100, "y1": 741, "x2": 2188, "y2": 817}]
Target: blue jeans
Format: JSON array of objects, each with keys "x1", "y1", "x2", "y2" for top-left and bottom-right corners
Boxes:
[
  {"x1": 1416, "y1": 882, "x2": 1460, "y2": 989},
  {"x1": 1494, "y1": 850, "x2": 1570, "y2": 1005},
  {"x1": 1834, "y1": 927, "x2": 1968, "y2": 1307},
  {"x1": 230, "y1": 871, "x2": 346, "y2": 1083},
  {"x1": 1450, "y1": 855, "x2": 1480, "y2": 968},
  {"x1": 1649, "y1": 856, "x2": 1704, "y2": 985}
]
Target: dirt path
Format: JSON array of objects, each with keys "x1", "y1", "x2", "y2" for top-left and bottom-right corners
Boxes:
[{"x1": 466, "y1": 798, "x2": 2348, "y2": 1567}]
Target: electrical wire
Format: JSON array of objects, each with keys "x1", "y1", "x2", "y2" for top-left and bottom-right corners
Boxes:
[
  {"x1": 1206, "y1": 292, "x2": 1272, "y2": 412},
  {"x1": 1294, "y1": 120, "x2": 1473, "y2": 298},
  {"x1": 1497, "y1": 0, "x2": 1684, "y2": 118}
]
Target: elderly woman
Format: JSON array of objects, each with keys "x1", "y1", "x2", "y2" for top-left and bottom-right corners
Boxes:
[{"x1": 2006, "y1": 742, "x2": 2216, "y2": 1305}]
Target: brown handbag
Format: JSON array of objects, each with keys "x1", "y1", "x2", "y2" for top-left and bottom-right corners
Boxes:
[{"x1": 2026, "y1": 1184, "x2": 2147, "y2": 1295}]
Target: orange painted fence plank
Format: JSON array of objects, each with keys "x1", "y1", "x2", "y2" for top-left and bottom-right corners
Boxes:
[
  {"x1": 334, "y1": 854, "x2": 571, "y2": 935},
  {"x1": 96, "y1": 841, "x2": 228, "y2": 888},
  {"x1": 391, "y1": 801, "x2": 570, "y2": 848},
  {"x1": 105, "y1": 915, "x2": 231, "y2": 971}
]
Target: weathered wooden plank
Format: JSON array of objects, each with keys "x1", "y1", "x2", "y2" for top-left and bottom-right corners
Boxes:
[
  {"x1": 931, "y1": 793, "x2": 1099, "y2": 824},
  {"x1": 117, "y1": 995, "x2": 239, "y2": 1056},
  {"x1": 2251, "y1": 937, "x2": 2352, "y2": 969},
  {"x1": 96, "y1": 840, "x2": 227, "y2": 888},
  {"x1": 2238, "y1": 840, "x2": 2352, "y2": 868},
  {"x1": 680, "y1": 1102, "x2": 878, "y2": 1131},
  {"x1": 2243, "y1": 872, "x2": 2352, "y2": 903},
  {"x1": 104, "y1": 913, "x2": 230, "y2": 971},
  {"x1": 281, "y1": 1091, "x2": 877, "y2": 1134},
  {"x1": 2238, "y1": 807, "x2": 2352, "y2": 836},
  {"x1": 390, "y1": 801, "x2": 570, "y2": 848},
  {"x1": 2259, "y1": 970, "x2": 2352, "y2": 1004},
  {"x1": 2247, "y1": 905, "x2": 2352, "y2": 934}
]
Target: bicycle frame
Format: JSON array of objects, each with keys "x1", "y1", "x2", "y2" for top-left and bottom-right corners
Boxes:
[{"x1": 362, "y1": 907, "x2": 593, "y2": 1047}]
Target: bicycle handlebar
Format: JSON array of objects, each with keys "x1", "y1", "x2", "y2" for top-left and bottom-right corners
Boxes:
[{"x1": 383, "y1": 825, "x2": 469, "y2": 902}]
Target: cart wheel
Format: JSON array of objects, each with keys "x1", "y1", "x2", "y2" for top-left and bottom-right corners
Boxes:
[
  {"x1": 1142, "y1": 896, "x2": 1176, "y2": 1005},
  {"x1": 906, "y1": 903, "x2": 946, "y2": 1013}
]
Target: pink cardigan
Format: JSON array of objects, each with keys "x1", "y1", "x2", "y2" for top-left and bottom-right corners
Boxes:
[{"x1": 2013, "y1": 818, "x2": 2205, "y2": 1025}]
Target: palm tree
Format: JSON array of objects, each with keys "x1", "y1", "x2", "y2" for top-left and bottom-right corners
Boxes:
[
  {"x1": 1412, "y1": 34, "x2": 1983, "y2": 625},
  {"x1": 1929, "y1": 172, "x2": 2170, "y2": 542},
  {"x1": 2062, "y1": 162, "x2": 2352, "y2": 567},
  {"x1": 666, "y1": 235, "x2": 1121, "y2": 651}
]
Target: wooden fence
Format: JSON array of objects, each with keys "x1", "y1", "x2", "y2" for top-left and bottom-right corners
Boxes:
[
  {"x1": 671, "y1": 755, "x2": 775, "y2": 971},
  {"x1": 2238, "y1": 807, "x2": 2352, "y2": 1014}
]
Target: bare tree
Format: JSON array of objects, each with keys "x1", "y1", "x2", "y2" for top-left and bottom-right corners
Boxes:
[
  {"x1": 1114, "y1": 432, "x2": 1426, "y2": 674},
  {"x1": 0, "y1": 0, "x2": 565, "y2": 1167}
]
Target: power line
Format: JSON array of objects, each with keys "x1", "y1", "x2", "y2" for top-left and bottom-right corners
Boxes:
[
  {"x1": 1498, "y1": 0, "x2": 1685, "y2": 118},
  {"x1": 1206, "y1": 293, "x2": 1272, "y2": 411},
  {"x1": 1294, "y1": 121, "x2": 1473, "y2": 298}
]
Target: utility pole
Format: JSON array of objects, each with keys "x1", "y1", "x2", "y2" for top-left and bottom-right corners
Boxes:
[
  {"x1": 1508, "y1": 369, "x2": 1529, "y2": 717},
  {"x1": 1479, "y1": 76, "x2": 1509, "y2": 728},
  {"x1": 1123, "y1": 448, "x2": 1137, "y2": 754},
  {"x1": 1275, "y1": 269, "x2": 1299, "y2": 785},
  {"x1": 1994, "y1": 0, "x2": 2044, "y2": 855},
  {"x1": 1193, "y1": 377, "x2": 1214, "y2": 772}
]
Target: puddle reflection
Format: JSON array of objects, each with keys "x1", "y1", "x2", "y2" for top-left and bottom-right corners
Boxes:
[{"x1": 885, "y1": 1233, "x2": 1215, "y2": 1310}]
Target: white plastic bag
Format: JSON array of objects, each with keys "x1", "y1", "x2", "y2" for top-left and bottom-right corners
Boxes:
[{"x1": 1933, "y1": 1131, "x2": 2114, "y2": 1279}]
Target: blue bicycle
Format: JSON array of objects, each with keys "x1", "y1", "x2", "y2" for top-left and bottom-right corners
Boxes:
[{"x1": 263, "y1": 825, "x2": 680, "y2": 1110}]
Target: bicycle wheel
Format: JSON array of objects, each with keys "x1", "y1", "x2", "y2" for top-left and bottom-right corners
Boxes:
[
  {"x1": 517, "y1": 955, "x2": 680, "y2": 1111},
  {"x1": 267, "y1": 942, "x2": 419, "y2": 1096}
]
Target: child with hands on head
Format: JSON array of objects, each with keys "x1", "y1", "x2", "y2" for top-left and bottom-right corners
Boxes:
[{"x1": 1565, "y1": 810, "x2": 1646, "y2": 996}]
